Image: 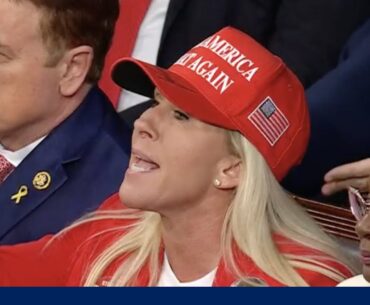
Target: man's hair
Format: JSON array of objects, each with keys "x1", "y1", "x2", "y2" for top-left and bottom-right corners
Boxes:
[{"x1": 13, "y1": 0, "x2": 119, "y2": 83}]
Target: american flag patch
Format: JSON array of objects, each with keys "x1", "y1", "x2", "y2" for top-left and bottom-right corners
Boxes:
[{"x1": 248, "y1": 97, "x2": 289, "y2": 146}]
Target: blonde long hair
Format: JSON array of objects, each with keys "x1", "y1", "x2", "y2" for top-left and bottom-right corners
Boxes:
[{"x1": 77, "y1": 131, "x2": 356, "y2": 286}]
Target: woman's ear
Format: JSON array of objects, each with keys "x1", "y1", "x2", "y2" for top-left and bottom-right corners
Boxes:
[
  {"x1": 214, "y1": 155, "x2": 242, "y2": 190},
  {"x1": 58, "y1": 46, "x2": 93, "y2": 96}
]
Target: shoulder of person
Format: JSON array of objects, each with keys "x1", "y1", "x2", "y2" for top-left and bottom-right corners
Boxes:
[
  {"x1": 274, "y1": 235, "x2": 354, "y2": 286},
  {"x1": 337, "y1": 274, "x2": 370, "y2": 287}
]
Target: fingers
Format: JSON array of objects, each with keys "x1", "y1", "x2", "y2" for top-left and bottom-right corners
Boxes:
[
  {"x1": 324, "y1": 158, "x2": 370, "y2": 182},
  {"x1": 322, "y1": 158, "x2": 370, "y2": 196},
  {"x1": 322, "y1": 177, "x2": 370, "y2": 196}
]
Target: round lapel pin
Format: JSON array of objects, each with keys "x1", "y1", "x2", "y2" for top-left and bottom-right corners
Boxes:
[{"x1": 33, "y1": 171, "x2": 52, "y2": 190}]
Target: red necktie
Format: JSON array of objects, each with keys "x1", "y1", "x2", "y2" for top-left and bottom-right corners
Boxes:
[
  {"x1": 99, "y1": 0, "x2": 152, "y2": 108},
  {"x1": 0, "y1": 154, "x2": 14, "y2": 183}
]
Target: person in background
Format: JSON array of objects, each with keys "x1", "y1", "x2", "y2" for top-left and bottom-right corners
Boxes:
[
  {"x1": 0, "y1": 0, "x2": 130, "y2": 245},
  {"x1": 320, "y1": 157, "x2": 370, "y2": 286},
  {"x1": 101, "y1": 0, "x2": 370, "y2": 114},
  {"x1": 283, "y1": 19, "x2": 370, "y2": 203},
  {"x1": 0, "y1": 27, "x2": 357, "y2": 286},
  {"x1": 323, "y1": 159, "x2": 370, "y2": 197},
  {"x1": 337, "y1": 182, "x2": 370, "y2": 286}
]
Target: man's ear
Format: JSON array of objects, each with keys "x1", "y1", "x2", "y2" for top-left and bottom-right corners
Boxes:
[
  {"x1": 214, "y1": 155, "x2": 242, "y2": 190},
  {"x1": 59, "y1": 46, "x2": 93, "y2": 96}
]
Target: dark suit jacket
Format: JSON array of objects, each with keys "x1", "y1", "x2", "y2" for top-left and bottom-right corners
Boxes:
[
  {"x1": 158, "y1": 0, "x2": 370, "y2": 87},
  {"x1": 120, "y1": 0, "x2": 370, "y2": 127},
  {"x1": 0, "y1": 87, "x2": 131, "y2": 245},
  {"x1": 282, "y1": 19, "x2": 370, "y2": 201}
]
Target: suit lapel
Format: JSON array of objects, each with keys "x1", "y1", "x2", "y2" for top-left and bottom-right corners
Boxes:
[
  {"x1": 159, "y1": 0, "x2": 186, "y2": 47},
  {"x1": 0, "y1": 87, "x2": 107, "y2": 240},
  {"x1": 0, "y1": 148, "x2": 68, "y2": 239}
]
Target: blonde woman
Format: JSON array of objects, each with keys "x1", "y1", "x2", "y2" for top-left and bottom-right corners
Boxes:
[{"x1": 0, "y1": 27, "x2": 357, "y2": 286}]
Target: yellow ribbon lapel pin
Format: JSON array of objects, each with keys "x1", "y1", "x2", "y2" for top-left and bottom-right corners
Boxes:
[{"x1": 11, "y1": 185, "x2": 28, "y2": 204}]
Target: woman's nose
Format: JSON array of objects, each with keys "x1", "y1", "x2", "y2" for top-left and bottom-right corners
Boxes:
[{"x1": 133, "y1": 107, "x2": 160, "y2": 140}]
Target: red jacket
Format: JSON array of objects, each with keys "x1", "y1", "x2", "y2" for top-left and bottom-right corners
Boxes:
[{"x1": 0, "y1": 194, "x2": 352, "y2": 286}]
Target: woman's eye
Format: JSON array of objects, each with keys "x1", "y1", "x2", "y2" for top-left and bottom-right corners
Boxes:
[{"x1": 173, "y1": 110, "x2": 189, "y2": 121}]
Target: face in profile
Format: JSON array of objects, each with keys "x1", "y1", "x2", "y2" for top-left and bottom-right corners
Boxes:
[
  {"x1": 0, "y1": 1, "x2": 64, "y2": 149},
  {"x1": 356, "y1": 212, "x2": 370, "y2": 281},
  {"x1": 119, "y1": 90, "x2": 239, "y2": 215}
]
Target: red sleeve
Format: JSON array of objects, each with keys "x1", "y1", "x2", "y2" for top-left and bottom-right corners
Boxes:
[
  {"x1": 0, "y1": 193, "x2": 124, "y2": 286},
  {"x1": 297, "y1": 260, "x2": 354, "y2": 286},
  {"x1": 0, "y1": 235, "x2": 64, "y2": 286},
  {"x1": 275, "y1": 235, "x2": 354, "y2": 286},
  {"x1": 0, "y1": 220, "x2": 99, "y2": 286}
]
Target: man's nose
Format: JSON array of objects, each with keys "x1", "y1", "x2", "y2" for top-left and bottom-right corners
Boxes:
[{"x1": 356, "y1": 212, "x2": 370, "y2": 238}]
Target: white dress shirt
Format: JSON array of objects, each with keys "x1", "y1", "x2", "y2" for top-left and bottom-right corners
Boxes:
[
  {"x1": 0, "y1": 137, "x2": 46, "y2": 167},
  {"x1": 337, "y1": 274, "x2": 370, "y2": 287},
  {"x1": 117, "y1": 0, "x2": 171, "y2": 111}
]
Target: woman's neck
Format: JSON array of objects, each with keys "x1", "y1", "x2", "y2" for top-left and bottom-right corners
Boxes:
[{"x1": 160, "y1": 196, "x2": 229, "y2": 282}]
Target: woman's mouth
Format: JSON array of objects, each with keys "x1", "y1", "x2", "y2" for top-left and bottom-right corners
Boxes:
[{"x1": 128, "y1": 150, "x2": 160, "y2": 174}]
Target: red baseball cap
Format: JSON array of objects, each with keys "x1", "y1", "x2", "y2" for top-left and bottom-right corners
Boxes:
[{"x1": 112, "y1": 27, "x2": 310, "y2": 181}]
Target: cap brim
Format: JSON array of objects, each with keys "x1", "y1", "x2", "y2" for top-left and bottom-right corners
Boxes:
[{"x1": 112, "y1": 58, "x2": 234, "y2": 129}]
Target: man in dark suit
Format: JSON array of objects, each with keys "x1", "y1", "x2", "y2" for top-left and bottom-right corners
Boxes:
[
  {"x1": 118, "y1": 0, "x2": 370, "y2": 126},
  {"x1": 158, "y1": 0, "x2": 370, "y2": 88},
  {"x1": 0, "y1": 0, "x2": 130, "y2": 244},
  {"x1": 282, "y1": 18, "x2": 370, "y2": 202}
]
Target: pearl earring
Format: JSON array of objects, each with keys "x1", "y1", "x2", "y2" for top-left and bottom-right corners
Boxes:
[{"x1": 213, "y1": 179, "x2": 221, "y2": 187}]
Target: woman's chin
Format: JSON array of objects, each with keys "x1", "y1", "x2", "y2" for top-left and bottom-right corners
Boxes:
[
  {"x1": 119, "y1": 186, "x2": 149, "y2": 211},
  {"x1": 119, "y1": 183, "x2": 137, "y2": 208}
]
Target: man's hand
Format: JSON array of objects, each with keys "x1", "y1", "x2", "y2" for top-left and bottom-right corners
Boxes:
[{"x1": 322, "y1": 158, "x2": 370, "y2": 196}]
